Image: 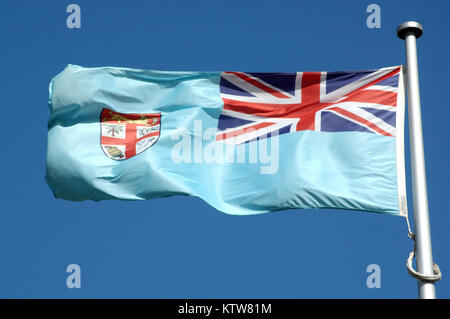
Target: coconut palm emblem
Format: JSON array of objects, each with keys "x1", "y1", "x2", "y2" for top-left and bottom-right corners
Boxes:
[
  {"x1": 103, "y1": 123, "x2": 124, "y2": 137},
  {"x1": 100, "y1": 108, "x2": 161, "y2": 160}
]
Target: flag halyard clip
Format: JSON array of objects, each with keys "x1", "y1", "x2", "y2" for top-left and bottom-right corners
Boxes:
[{"x1": 406, "y1": 226, "x2": 442, "y2": 283}]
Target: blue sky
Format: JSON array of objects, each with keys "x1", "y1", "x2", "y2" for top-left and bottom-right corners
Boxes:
[{"x1": 0, "y1": 0, "x2": 449, "y2": 298}]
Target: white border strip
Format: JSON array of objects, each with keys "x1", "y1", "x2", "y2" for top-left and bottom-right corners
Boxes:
[{"x1": 396, "y1": 66, "x2": 408, "y2": 217}]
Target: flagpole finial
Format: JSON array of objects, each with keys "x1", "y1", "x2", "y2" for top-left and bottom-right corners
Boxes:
[{"x1": 397, "y1": 21, "x2": 423, "y2": 39}]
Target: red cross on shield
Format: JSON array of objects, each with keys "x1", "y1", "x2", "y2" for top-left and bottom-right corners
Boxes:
[{"x1": 100, "y1": 108, "x2": 161, "y2": 160}]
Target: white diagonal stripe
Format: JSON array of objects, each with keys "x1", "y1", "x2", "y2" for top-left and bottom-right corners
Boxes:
[
  {"x1": 237, "y1": 72, "x2": 296, "y2": 98},
  {"x1": 332, "y1": 101, "x2": 396, "y2": 112},
  {"x1": 219, "y1": 120, "x2": 296, "y2": 145},
  {"x1": 333, "y1": 105, "x2": 395, "y2": 136},
  {"x1": 321, "y1": 66, "x2": 399, "y2": 103},
  {"x1": 364, "y1": 85, "x2": 398, "y2": 92}
]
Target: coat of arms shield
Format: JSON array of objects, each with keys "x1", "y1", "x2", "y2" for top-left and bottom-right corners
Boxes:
[{"x1": 100, "y1": 108, "x2": 161, "y2": 160}]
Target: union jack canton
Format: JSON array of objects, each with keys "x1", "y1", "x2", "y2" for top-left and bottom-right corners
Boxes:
[{"x1": 216, "y1": 66, "x2": 401, "y2": 144}]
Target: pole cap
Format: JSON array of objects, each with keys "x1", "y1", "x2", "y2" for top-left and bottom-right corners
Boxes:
[{"x1": 397, "y1": 21, "x2": 423, "y2": 39}]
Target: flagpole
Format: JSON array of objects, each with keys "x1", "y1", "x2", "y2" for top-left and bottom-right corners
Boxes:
[{"x1": 397, "y1": 21, "x2": 436, "y2": 299}]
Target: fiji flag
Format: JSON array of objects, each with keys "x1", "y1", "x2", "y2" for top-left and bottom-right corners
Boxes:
[{"x1": 46, "y1": 64, "x2": 407, "y2": 216}]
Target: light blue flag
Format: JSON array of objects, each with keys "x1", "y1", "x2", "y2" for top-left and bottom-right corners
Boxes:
[{"x1": 46, "y1": 64, "x2": 408, "y2": 216}]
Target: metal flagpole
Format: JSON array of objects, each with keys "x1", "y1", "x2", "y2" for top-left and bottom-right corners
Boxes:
[{"x1": 397, "y1": 21, "x2": 437, "y2": 299}]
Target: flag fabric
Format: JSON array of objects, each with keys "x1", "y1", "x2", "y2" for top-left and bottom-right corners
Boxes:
[{"x1": 46, "y1": 64, "x2": 407, "y2": 216}]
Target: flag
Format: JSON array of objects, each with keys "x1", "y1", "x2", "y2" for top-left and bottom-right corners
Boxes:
[{"x1": 46, "y1": 64, "x2": 407, "y2": 216}]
